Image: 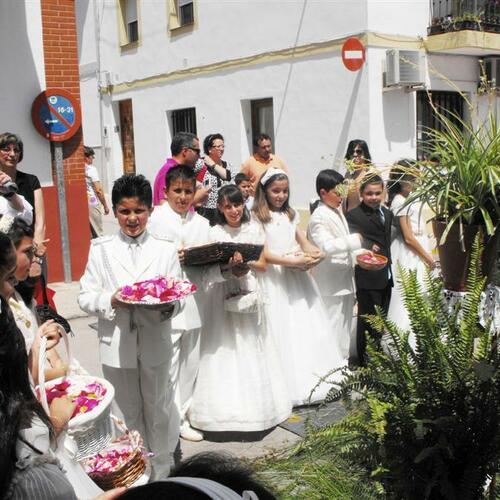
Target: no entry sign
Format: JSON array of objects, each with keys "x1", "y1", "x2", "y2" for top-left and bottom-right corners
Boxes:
[
  {"x1": 342, "y1": 38, "x2": 365, "y2": 72},
  {"x1": 31, "y1": 88, "x2": 81, "y2": 142}
]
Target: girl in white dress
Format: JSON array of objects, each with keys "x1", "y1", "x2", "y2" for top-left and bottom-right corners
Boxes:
[
  {"x1": 189, "y1": 185, "x2": 292, "y2": 432},
  {"x1": 252, "y1": 168, "x2": 347, "y2": 406},
  {"x1": 387, "y1": 163, "x2": 435, "y2": 344}
]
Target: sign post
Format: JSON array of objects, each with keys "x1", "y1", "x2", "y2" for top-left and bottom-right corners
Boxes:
[
  {"x1": 342, "y1": 37, "x2": 366, "y2": 72},
  {"x1": 32, "y1": 89, "x2": 82, "y2": 283}
]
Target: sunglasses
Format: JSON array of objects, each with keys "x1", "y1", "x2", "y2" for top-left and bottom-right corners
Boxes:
[{"x1": 353, "y1": 149, "x2": 364, "y2": 155}]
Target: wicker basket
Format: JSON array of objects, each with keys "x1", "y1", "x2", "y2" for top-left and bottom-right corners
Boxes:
[
  {"x1": 183, "y1": 242, "x2": 264, "y2": 266},
  {"x1": 37, "y1": 327, "x2": 115, "y2": 460},
  {"x1": 88, "y1": 448, "x2": 145, "y2": 490},
  {"x1": 85, "y1": 417, "x2": 147, "y2": 490}
]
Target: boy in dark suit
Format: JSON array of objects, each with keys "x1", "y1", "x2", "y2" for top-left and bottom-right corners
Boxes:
[{"x1": 346, "y1": 175, "x2": 393, "y2": 365}]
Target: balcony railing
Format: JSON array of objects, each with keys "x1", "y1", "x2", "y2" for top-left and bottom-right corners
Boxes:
[{"x1": 429, "y1": 0, "x2": 500, "y2": 35}]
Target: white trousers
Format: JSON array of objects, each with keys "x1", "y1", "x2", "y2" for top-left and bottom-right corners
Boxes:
[
  {"x1": 322, "y1": 293, "x2": 356, "y2": 361},
  {"x1": 171, "y1": 328, "x2": 201, "y2": 424},
  {"x1": 102, "y1": 360, "x2": 179, "y2": 481}
]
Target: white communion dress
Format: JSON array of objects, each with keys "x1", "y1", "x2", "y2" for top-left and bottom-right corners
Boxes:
[
  {"x1": 189, "y1": 220, "x2": 292, "y2": 432},
  {"x1": 388, "y1": 195, "x2": 433, "y2": 344},
  {"x1": 260, "y1": 211, "x2": 346, "y2": 406}
]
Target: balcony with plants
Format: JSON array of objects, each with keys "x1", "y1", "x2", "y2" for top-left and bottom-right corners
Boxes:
[{"x1": 428, "y1": 0, "x2": 500, "y2": 35}]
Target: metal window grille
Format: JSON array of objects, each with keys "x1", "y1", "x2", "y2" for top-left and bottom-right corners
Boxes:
[
  {"x1": 416, "y1": 90, "x2": 464, "y2": 159},
  {"x1": 171, "y1": 107, "x2": 197, "y2": 135}
]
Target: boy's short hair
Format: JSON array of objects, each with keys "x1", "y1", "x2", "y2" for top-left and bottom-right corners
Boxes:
[
  {"x1": 234, "y1": 173, "x2": 250, "y2": 186},
  {"x1": 83, "y1": 146, "x2": 95, "y2": 158},
  {"x1": 112, "y1": 174, "x2": 152, "y2": 209},
  {"x1": 360, "y1": 174, "x2": 384, "y2": 193},
  {"x1": 315, "y1": 169, "x2": 344, "y2": 197},
  {"x1": 165, "y1": 164, "x2": 196, "y2": 190}
]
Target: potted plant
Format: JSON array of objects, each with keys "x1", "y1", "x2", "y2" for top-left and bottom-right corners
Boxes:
[
  {"x1": 405, "y1": 110, "x2": 500, "y2": 291},
  {"x1": 320, "y1": 241, "x2": 500, "y2": 499}
]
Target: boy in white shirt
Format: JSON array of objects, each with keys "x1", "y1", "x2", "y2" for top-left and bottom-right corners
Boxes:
[
  {"x1": 235, "y1": 173, "x2": 254, "y2": 211},
  {"x1": 307, "y1": 169, "x2": 366, "y2": 361},
  {"x1": 149, "y1": 165, "x2": 221, "y2": 442},
  {"x1": 79, "y1": 174, "x2": 183, "y2": 479}
]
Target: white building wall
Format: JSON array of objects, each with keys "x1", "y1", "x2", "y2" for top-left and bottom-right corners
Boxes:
[
  {"x1": 98, "y1": 0, "x2": 370, "y2": 86},
  {"x1": 0, "y1": 0, "x2": 52, "y2": 185},
  {"x1": 77, "y1": 0, "x2": 500, "y2": 208}
]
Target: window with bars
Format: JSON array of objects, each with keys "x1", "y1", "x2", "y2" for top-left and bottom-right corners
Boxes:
[
  {"x1": 170, "y1": 107, "x2": 197, "y2": 135},
  {"x1": 416, "y1": 90, "x2": 464, "y2": 159}
]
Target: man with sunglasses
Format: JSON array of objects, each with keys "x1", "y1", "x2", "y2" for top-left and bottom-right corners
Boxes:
[{"x1": 153, "y1": 132, "x2": 209, "y2": 207}]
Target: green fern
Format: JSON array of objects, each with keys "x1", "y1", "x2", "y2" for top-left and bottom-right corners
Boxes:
[{"x1": 312, "y1": 237, "x2": 500, "y2": 499}]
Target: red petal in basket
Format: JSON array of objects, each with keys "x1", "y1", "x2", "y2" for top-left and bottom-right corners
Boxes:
[{"x1": 119, "y1": 276, "x2": 197, "y2": 303}]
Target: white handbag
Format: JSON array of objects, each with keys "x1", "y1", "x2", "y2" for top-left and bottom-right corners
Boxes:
[{"x1": 224, "y1": 290, "x2": 259, "y2": 314}]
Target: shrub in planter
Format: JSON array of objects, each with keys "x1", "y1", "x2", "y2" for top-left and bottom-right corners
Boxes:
[
  {"x1": 405, "y1": 111, "x2": 500, "y2": 290},
  {"x1": 321, "y1": 241, "x2": 500, "y2": 499}
]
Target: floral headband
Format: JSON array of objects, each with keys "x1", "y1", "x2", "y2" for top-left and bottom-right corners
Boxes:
[
  {"x1": 260, "y1": 167, "x2": 287, "y2": 186},
  {"x1": 0, "y1": 215, "x2": 15, "y2": 235}
]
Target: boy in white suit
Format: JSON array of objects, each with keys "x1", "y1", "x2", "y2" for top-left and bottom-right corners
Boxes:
[
  {"x1": 307, "y1": 169, "x2": 366, "y2": 361},
  {"x1": 78, "y1": 174, "x2": 183, "y2": 480},
  {"x1": 149, "y1": 165, "x2": 221, "y2": 442}
]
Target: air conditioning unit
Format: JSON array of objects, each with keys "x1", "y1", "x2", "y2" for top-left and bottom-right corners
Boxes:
[
  {"x1": 481, "y1": 56, "x2": 500, "y2": 89},
  {"x1": 385, "y1": 49, "x2": 425, "y2": 87}
]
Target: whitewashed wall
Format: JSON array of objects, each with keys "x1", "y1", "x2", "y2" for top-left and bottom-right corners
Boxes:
[
  {"x1": 0, "y1": 1, "x2": 52, "y2": 184},
  {"x1": 77, "y1": 0, "x2": 499, "y2": 207}
]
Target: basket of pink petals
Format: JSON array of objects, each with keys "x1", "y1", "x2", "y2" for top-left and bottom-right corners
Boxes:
[
  {"x1": 84, "y1": 417, "x2": 148, "y2": 490},
  {"x1": 116, "y1": 276, "x2": 197, "y2": 307},
  {"x1": 37, "y1": 327, "x2": 115, "y2": 460}
]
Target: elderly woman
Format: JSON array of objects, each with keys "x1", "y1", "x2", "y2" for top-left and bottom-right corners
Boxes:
[
  {"x1": 0, "y1": 132, "x2": 45, "y2": 252},
  {"x1": 195, "y1": 133, "x2": 232, "y2": 225}
]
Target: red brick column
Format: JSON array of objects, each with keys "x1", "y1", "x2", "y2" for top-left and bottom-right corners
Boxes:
[{"x1": 40, "y1": 0, "x2": 91, "y2": 282}]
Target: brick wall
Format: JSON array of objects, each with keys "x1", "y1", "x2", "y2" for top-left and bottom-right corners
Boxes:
[
  {"x1": 40, "y1": 0, "x2": 91, "y2": 281},
  {"x1": 41, "y1": 0, "x2": 84, "y2": 184}
]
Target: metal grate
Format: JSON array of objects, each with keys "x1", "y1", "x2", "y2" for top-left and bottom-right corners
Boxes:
[
  {"x1": 416, "y1": 90, "x2": 464, "y2": 159},
  {"x1": 171, "y1": 107, "x2": 197, "y2": 135}
]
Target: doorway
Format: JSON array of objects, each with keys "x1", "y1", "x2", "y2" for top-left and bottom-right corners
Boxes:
[{"x1": 119, "y1": 99, "x2": 136, "y2": 174}]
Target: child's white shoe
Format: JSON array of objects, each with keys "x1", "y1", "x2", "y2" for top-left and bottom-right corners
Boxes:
[{"x1": 180, "y1": 421, "x2": 204, "y2": 442}]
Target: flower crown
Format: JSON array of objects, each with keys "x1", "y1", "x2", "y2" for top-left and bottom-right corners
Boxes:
[
  {"x1": 260, "y1": 167, "x2": 287, "y2": 186},
  {"x1": 0, "y1": 215, "x2": 15, "y2": 235}
]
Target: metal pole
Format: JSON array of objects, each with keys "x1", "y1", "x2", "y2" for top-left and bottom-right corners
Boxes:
[{"x1": 53, "y1": 141, "x2": 72, "y2": 283}]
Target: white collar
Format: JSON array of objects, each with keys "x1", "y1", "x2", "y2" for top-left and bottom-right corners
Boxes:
[{"x1": 119, "y1": 229, "x2": 148, "y2": 246}]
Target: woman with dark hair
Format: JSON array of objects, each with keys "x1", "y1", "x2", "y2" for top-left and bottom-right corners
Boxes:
[
  {"x1": 0, "y1": 132, "x2": 45, "y2": 249},
  {"x1": 0, "y1": 216, "x2": 65, "y2": 385},
  {"x1": 343, "y1": 139, "x2": 372, "y2": 212},
  {"x1": 195, "y1": 134, "x2": 232, "y2": 225},
  {"x1": 189, "y1": 185, "x2": 291, "y2": 432},
  {"x1": 386, "y1": 160, "x2": 434, "y2": 345}
]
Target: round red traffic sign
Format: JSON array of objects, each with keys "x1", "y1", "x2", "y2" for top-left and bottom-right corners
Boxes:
[
  {"x1": 31, "y1": 88, "x2": 81, "y2": 142},
  {"x1": 342, "y1": 38, "x2": 365, "y2": 72}
]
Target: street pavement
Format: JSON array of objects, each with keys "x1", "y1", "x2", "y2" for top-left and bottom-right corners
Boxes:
[{"x1": 50, "y1": 207, "x2": 301, "y2": 461}]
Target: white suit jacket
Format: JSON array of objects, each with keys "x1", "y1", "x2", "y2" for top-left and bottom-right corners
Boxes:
[
  {"x1": 149, "y1": 203, "x2": 223, "y2": 332},
  {"x1": 78, "y1": 230, "x2": 183, "y2": 369},
  {"x1": 307, "y1": 201, "x2": 362, "y2": 297}
]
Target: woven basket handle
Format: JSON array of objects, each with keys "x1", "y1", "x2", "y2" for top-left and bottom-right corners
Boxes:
[{"x1": 38, "y1": 324, "x2": 72, "y2": 414}]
